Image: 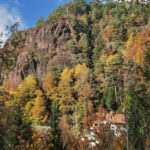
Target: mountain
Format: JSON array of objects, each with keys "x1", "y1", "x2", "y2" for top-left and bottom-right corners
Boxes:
[
  {"x1": 5, "y1": 20, "x2": 79, "y2": 90},
  {"x1": 0, "y1": 1, "x2": 150, "y2": 149}
]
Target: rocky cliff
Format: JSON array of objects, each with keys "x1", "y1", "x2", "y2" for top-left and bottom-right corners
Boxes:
[{"x1": 4, "y1": 20, "x2": 80, "y2": 90}]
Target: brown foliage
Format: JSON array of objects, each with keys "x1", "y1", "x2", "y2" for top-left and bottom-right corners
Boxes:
[
  {"x1": 59, "y1": 115, "x2": 80, "y2": 150},
  {"x1": 136, "y1": 70, "x2": 148, "y2": 88},
  {"x1": 0, "y1": 91, "x2": 13, "y2": 107},
  {"x1": 103, "y1": 26, "x2": 111, "y2": 42},
  {"x1": 125, "y1": 28, "x2": 150, "y2": 67}
]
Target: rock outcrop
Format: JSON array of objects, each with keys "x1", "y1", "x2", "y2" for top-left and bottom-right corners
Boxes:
[{"x1": 4, "y1": 20, "x2": 78, "y2": 90}]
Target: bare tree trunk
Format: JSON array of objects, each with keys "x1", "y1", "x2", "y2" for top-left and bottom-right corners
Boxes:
[
  {"x1": 125, "y1": 110, "x2": 129, "y2": 150},
  {"x1": 115, "y1": 86, "x2": 118, "y2": 102},
  {"x1": 0, "y1": 65, "x2": 3, "y2": 85},
  {"x1": 75, "y1": 106, "x2": 77, "y2": 127}
]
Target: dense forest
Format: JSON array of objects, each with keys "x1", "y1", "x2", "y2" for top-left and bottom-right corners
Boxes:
[{"x1": 0, "y1": 0, "x2": 150, "y2": 149}]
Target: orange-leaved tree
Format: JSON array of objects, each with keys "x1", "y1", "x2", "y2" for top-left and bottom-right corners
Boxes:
[{"x1": 123, "y1": 28, "x2": 150, "y2": 67}]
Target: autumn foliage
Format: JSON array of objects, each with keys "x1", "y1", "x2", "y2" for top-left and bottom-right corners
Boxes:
[
  {"x1": 124, "y1": 28, "x2": 150, "y2": 67},
  {"x1": 0, "y1": 1, "x2": 150, "y2": 149}
]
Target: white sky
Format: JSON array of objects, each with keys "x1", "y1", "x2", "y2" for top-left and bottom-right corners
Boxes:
[{"x1": 0, "y1": 4, "x2": 26, "y2": 46}]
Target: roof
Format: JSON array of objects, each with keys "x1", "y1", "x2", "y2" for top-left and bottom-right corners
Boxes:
[
  {"x1": 88, "y1": 105, "x2": 125, "y2": 125},
  {"x1": 105, "y1": 113, "x2": 125, "y2": 124}
]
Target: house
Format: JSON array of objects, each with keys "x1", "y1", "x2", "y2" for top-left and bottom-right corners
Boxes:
[
  {"x1": 90, "y1": 106, "x2": 127, "y2": 137},
  {"x1": 106, "y1": 113, "x2": 125, "y2": 124},
  {"x1": 80, "y1": 105, "x2": 127, "y2": 149}
]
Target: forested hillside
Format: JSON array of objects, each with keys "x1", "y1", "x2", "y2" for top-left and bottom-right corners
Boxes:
[{"x1": 0, "y1": 0, "x2": 150, "y2": 149}]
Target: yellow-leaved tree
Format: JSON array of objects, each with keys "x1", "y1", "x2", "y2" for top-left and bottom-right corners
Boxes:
[
  {"x1": 74, "y1": 64, "x2": 93, "y2": 127},
  {"x1": 16, "y1": 75, "x2": 37, "y2": 107},
  {"x1": 43, "y1": 72, "x2": 56, "y2": 101},
  {"x1": 30, "y1": 90, "x2": 47, "y2": 123},
  {"x1": 56, "y1": 68, "x2": 75, "y2": 113},
  {"x1": 56, "y1": 67, "x2": 77, "y2": 149},
  {"x1": 55, "y1": 64, "x2": 93, "y2": 149},
  {"x1": 15, "y1": 75, "x2": 47, "y2": 124},
  {"x1": 123, "y1": 28, "x2": 150, "y2": 67}
]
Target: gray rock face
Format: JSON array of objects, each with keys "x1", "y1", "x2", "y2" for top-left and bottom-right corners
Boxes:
[{"x1": 6, "y1": 21, "x2": 77, "y2": 90}]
